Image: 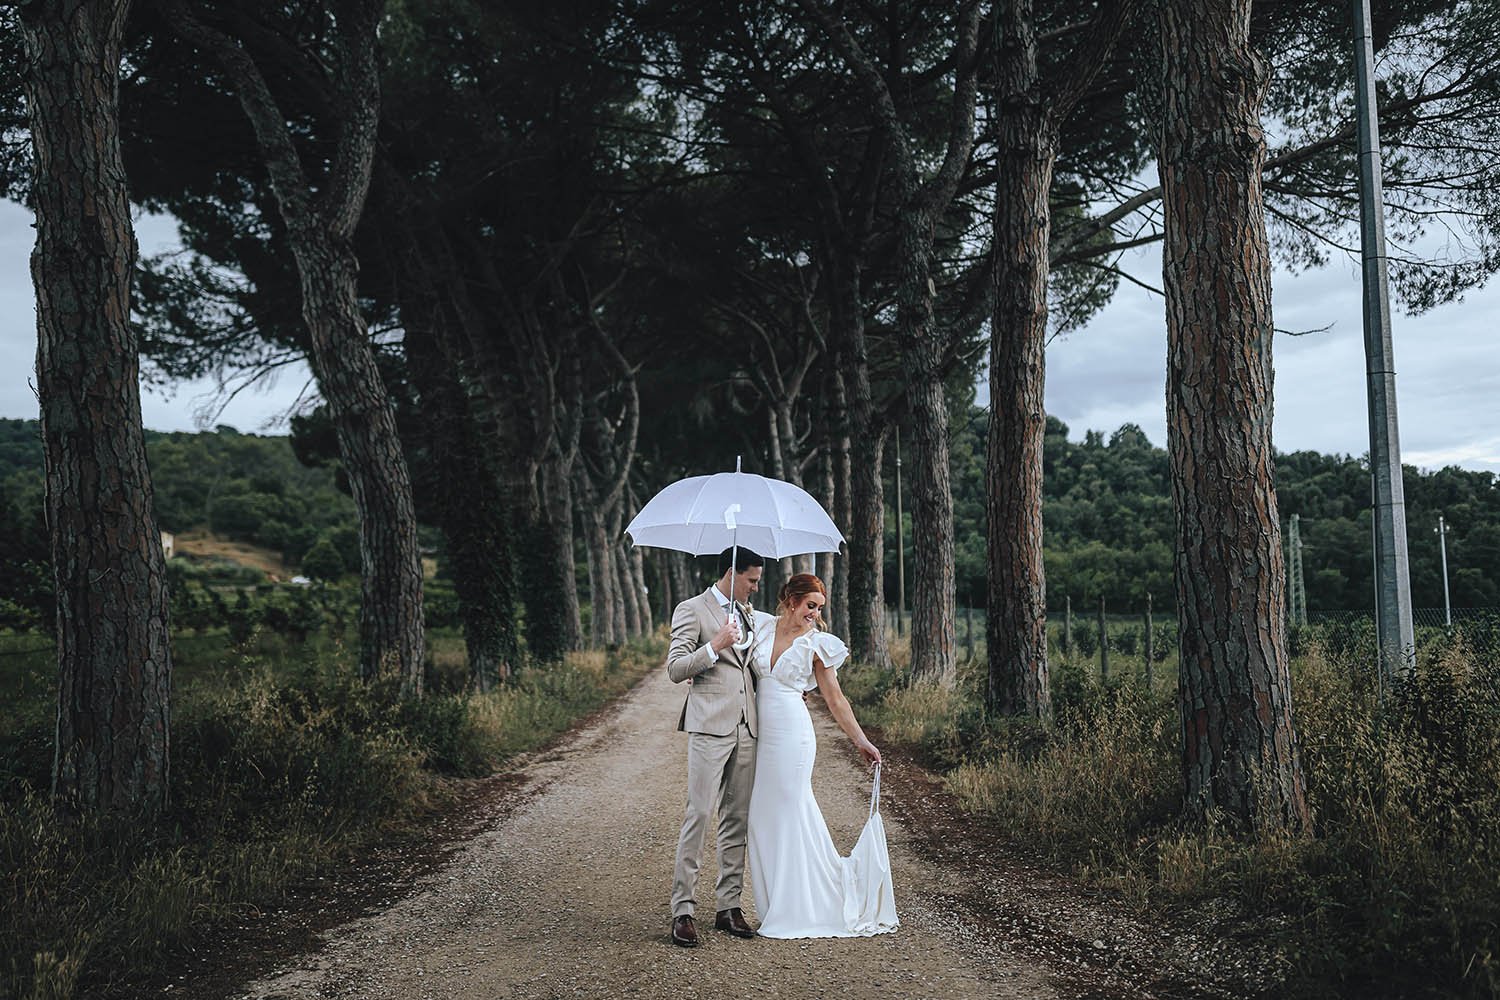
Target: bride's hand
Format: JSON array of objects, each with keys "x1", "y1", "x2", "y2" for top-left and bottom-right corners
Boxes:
[{"x1": 856, "y1": 738, "x2": 881, "y2": 766}]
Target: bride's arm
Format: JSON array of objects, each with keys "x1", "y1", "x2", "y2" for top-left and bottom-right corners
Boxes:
[{"x1": 811, "y1": 660, "x2": 881, "y2": 765}]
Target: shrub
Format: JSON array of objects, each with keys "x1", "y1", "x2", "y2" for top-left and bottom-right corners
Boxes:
[
  {"x1": 2, "y1": 635, "x2": 658, "y2": 998},
  {"x1": 300, "y1": 537, "x2": 344, "y2": 581},
  {"x1": 846, "y1": 633, "x2": 1500, "y2": 998}
]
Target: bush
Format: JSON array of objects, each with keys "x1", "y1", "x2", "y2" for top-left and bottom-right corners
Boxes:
[
  {"x1": 227, "y1": 590, "x2": 258, "y2": 646},
  {"x1": 845, "y1": 635, "x2": 1500, "y2": 998},
  {"x1": 1, "y1": 635, "x2": 658, "y2": 998},
  {"x1": 300, "y1": 537, "x2": 345, "y2": 581}
]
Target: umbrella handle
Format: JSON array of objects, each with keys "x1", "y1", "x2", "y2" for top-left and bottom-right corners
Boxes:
[{"x1": 727, "y1": 605, "x2": 755, "y2": 652}]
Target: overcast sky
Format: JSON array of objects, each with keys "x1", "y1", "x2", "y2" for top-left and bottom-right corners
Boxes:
[{"x1": 1, "y1": 199, "x2": 1496, "y2": 473}]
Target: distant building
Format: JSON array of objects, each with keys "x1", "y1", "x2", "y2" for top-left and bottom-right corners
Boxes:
[{"x1": 160, "y1": 531, "x2": 175, "y2": 559}]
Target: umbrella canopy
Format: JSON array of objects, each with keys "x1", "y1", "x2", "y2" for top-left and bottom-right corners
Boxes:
[{"x1": 624, "y1": 471, "x2": 844, "y2": 559}]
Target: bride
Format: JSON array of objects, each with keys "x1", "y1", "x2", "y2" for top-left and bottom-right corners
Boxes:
[{"x1": 746, "y1": 573, "x2": 899, "y2": 938}]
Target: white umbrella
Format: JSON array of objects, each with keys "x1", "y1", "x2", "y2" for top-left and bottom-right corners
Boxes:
[
  {"x1": 625, "y1": 459, "x2": 843, "y2": 650},
  {"x1": 624, "y1": 462, "x2": 844, "y2": 559}
]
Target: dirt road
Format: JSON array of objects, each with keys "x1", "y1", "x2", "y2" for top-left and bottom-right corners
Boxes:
[{"x1": 242, "y1": 668, "x2": 1062, "y2": 1000}]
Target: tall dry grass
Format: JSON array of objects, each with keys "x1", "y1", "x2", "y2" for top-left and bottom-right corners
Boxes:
[
  {"x1": 1, "y1": 633, "x2": 657, "y2": 999},
  {"x1": 844, "y1": 636, "x2": 1500, "y2": 998}
]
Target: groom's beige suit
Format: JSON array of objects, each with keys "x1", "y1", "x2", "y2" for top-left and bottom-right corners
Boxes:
[{"x1": 667, "y1": 585, "x2": 769, "y2": 918}]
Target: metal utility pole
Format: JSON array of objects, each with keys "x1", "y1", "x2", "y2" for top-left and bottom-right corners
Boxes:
[
  {"x1": 1353, "y1": 0, "x2": 1416, "y2": 680},
  {"x1": 895, "y1": 435, "x2": 906, "y2": 637},
  {"x1": 1288, "y1": 514, "x2": 1307, "y2": 627},
  {"x1": 1437, "y1": 515, "x2": 1452, "y2": 627}
]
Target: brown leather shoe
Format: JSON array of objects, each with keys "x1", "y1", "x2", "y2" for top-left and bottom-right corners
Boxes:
[
  {"x1": 671, "y1": 914, "x2": 699, "y2": 947},
  {"x1": 714, "y1": 907, "x2": 756, "y2": 938}
]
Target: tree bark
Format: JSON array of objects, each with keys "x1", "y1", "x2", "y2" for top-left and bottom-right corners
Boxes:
[
  {"x1": 799, "y1": 0, "x2": 982, "y2": 682},
  {"x1": 897, "y1": 206, "x2": 959, "y2": 685},
  {"x1": 618, "y1": 538, "x2": 642, "y2": 638},
  {"x1": 1159, "y1": 0, "x2": 1310, "y2": 833},
  {"x1": 581, "y1": 503, "x2": 614, "y2": 648},
  {"x1": 541, "y1": 451, "x2": 583, "y2": 653},
  {"x1": 398, "y1": 296, "x2": 518, "y2": 689},
  {"x1": 23, "y1": 0, "x2": 173, "y2": 814},
  {"x1": 986, "y1": 0, "x2": 1136, "y2": 715},
  {"x1": 816, "y1": 441, "x2": 838, "y2": 627},
  {"x1": 831, "y1": 265, "x2": 888, "y2": 668},
  {"x1": 606, "y1": 500, "x2": 629, "y2": 642},
  {"x1": 167, "y1": 0, "x2": 424, "y2": 693},
  {"x1": 986, "y1": 0, "x2": 1053, "y2": 717},
  {"x1": 631, "y1": 545, "x2": 653, "y2": 633}
]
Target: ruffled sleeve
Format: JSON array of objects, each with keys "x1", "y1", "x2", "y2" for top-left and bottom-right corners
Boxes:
[
  {"x1": 806, "y1": 631, "x2": 849, "y2": 672},
  {"x1": 771, "y1": 630, "x2": 849, "y2": 691}
]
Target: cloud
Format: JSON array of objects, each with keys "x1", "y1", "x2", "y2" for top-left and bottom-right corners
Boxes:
[
  {"x1": 1038, "y1": 243, "x2": 1500, "y2": 473},
  {"x1": 3, "y1": 199, "x2": 1496, "y2": 470}
]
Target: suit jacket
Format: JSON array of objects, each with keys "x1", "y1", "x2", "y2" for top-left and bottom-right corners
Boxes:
[{"x1": 666, "y1": 588, "x2": 770, "y2": 738}]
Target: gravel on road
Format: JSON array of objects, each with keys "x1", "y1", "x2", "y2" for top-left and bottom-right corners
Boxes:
[{"x1": 242, "y1": 668, "x2": 1061, "y2": 1000}]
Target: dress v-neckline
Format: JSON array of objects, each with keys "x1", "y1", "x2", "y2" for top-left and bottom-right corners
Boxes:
[{"x1": 768, "y1": 624, "x2": 812, "y2": 675}]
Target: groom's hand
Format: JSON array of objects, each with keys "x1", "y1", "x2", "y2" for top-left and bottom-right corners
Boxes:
[{"x1": 709, "y1": 616, "x2": 738, "y2": 653}]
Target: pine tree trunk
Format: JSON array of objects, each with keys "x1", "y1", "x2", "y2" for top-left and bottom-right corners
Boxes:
[
  {"x1": 631, "y1": 546, "x2": 653, "y2": 632},
  {"x1": 671, "y1": 552, "x2": 693, "y2": 612},
  {"x1": 400, "y1": 314, "x2": 517, "y2": 690},
  {"x1": 816, "y1": 443, "x2": 838, "y2": 627},
  {"x1": 619, "y1": 540, "x2": 642, "y2": 638},
  {"x1": 299, "y1": 240, "x2": 426, "y2": 692},
  {"x1": 541, "y1": 454, "x2": 583, "y2": 653},
  {"x1": 986, "y1": 0, "x2": 1053, "y2": 717},
  {"x1": 1159, "y1": 0, "x2": 1310, "y2": 833},
  {"x1": 897, "y1": 209, "x2": 957, "y2": 686},
  {"x1": 828, "y1": 370, "x2": 854, "y2": 640},
  {"x1": 167, "y1": 0, "x2": 424, "y2": 694},
  {"x1": 606, "y1": 502, "x2": 628, "y2": 643},
  {"x1": 833, "y1": 267, "x2": 888, "y2": 668},
  {"x1": 23, "y1": 0, "x2": 172, "y2": 814},
  {"x1": 658, "y1": 554, "x2": 675, "y2": 624},
  {"x1": 381, "y1": 176, "x2": 520, "y2": 690},
  {"x1": 583, "y1": 509, "x2": 613, "y2": 648}
]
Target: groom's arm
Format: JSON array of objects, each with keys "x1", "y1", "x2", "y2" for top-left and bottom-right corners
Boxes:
[{"x1": 666, "y1": 604, "x2": 715, "y2": 683}]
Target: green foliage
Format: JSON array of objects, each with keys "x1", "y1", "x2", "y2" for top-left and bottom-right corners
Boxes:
[
  {"x1": 919, "y1": 409, "x2": 1500, "y2": 617},
  {"x1": 0, "y1": 420, "x2": 360, "y2": 631},
  {"x1": 846, "y1": 638, "x2": 1500, "y2": 998},
  {"x1": 0, "y1": 631, "x2": 658, "y2": 998},
  {"x1": 421, "y1": 579, "x2": 462, "y2": 631},
  {"x1": 300, "y1": 537, "x2": 345, "y2": 581}
]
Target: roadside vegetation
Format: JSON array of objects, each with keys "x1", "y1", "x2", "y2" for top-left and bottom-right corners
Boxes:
[
  {"x1": 1, "y1": 625, "x2": 659, "y2": 999},
  {"x1": 843, "y1": 624, "x2": 1500, "y2": 999}
]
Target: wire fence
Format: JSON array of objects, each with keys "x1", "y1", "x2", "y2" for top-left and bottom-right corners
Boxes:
[{"x1": 882, "y1": 604, "x2": 1500, "y2": 668}]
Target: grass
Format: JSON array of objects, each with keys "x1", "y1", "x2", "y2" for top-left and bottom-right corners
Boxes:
[
  {"x1": 171, "y1": 529, "x2": 289, "y2": 578},
  {"x1": 1, "y1": 627, "x2": 658, "y2": 1000},
  {"x1": 842, "y1": 633, "x2": 1500, "y2": 998}
]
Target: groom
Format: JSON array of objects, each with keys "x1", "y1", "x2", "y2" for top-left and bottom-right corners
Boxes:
[{"x1": 666, "y1": 547, "x2": 765, "y2": 947}]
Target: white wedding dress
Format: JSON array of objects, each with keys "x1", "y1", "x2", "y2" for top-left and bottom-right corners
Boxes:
[{"x1": 746, "y1": 627, "x2": 899, "y2": 938}]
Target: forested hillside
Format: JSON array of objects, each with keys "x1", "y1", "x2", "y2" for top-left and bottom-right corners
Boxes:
[
  {"x1": 5, "y1": 413, "x2": 1495, "y2": 632},
  {"x1": 922, "y1": 410, "x2": 1500, "y2": 613},
  {"x1": 0, "y1": 418, "x2": 359, "y2": 627}
]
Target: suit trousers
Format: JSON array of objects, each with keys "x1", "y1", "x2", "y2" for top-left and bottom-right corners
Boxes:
[{"x1": 671, "y1": 721, "x2": 757, "y2": 917}]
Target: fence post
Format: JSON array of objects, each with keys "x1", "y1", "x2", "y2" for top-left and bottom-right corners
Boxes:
[
  {"x1": 1063, "y1": 595, "x2": 1073, "y2": 661},
  {"x1": 1098, "y1": 596, "x2": 1109, "y2": 681},
  {"x1": 965, "y1": 602, "x2": 974, "y2": 660},
  {"x1": 1144, "y1": 593, "x2": 1154, "y2": 692}
]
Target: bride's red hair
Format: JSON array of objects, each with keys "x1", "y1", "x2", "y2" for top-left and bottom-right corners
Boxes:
[{"x1": 777, "y1": 573, "x2": 827, "y2": 616}]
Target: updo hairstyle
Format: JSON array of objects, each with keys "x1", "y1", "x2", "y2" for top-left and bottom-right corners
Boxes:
[{"x1": 777, "y1": 573, "x2": 827, "y2": 627}]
